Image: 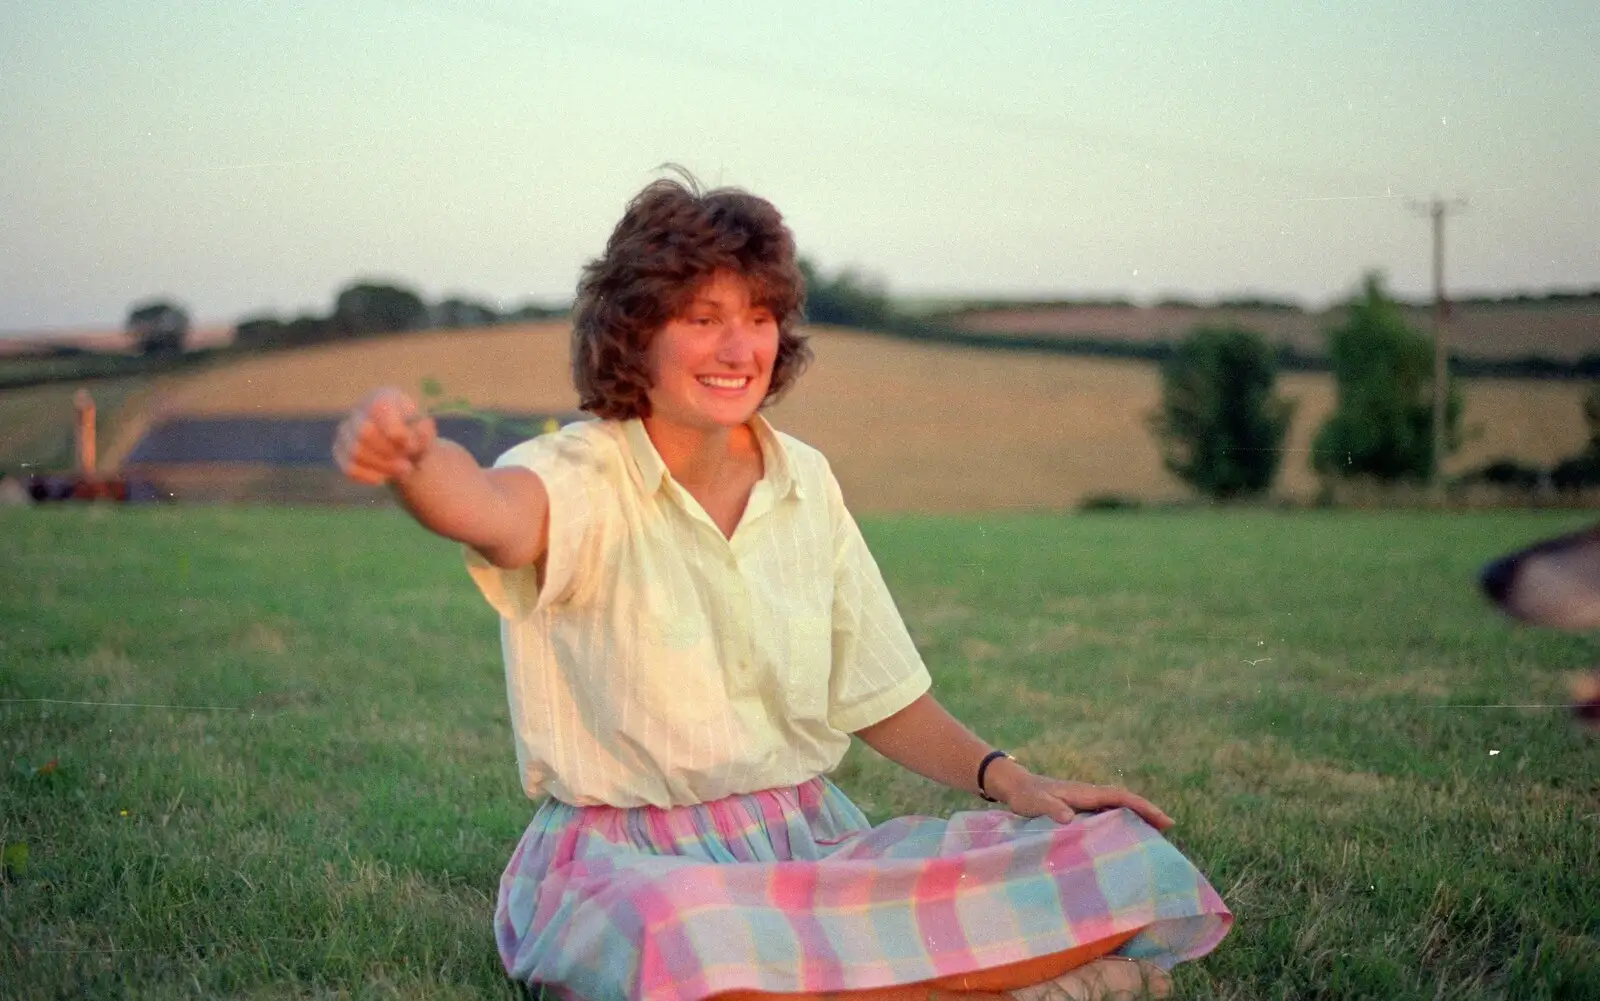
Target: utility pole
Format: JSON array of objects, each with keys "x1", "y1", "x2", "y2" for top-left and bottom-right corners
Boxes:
[{"x1": 1409, "y1": 195, "x2": 1467, "y2": 499}]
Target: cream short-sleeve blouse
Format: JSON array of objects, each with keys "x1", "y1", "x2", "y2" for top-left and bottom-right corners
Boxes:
[{"x1": 464, "y1": 416, "x2": 932, "y2": 808}]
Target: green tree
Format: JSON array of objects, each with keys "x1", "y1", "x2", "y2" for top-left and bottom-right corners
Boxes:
[
  {"x1": 332, "y1": 281, "x2": 428, "y2": 337},
  {"x1": 1312, "y1": 272, "x2": 1461, "y2": 483},
  {"x1": 1548, "y1": 383, "x2": 1600, "y2": 492},
  {"x1": 126, "y1": 299, "x2": 190, "y2": 355},
  {"x1": 505, "y1": 299, "x2": 570, "y2": 322},
  {"x1": 1150, "y1": 325, "x2": 1294, "y2": 500},
  {"x1": 433, "y1": 296, "x2": 500, "y2": 329},
  {"x1": 798, "y1": 257, "x2": 893, "y2": 329},
  {"x1": 233, "y1": 314, "x2": 286, "y2": 349},
  {"x1": 234, "y1": 313, "x2": 335, "y2": 349},
  {"x1": 1584, "y1": 382, "x2": 1600, "y2": 454}
]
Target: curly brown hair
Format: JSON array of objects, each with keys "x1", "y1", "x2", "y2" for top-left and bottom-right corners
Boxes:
[{"x1": 571, "y1": 169, "x2": 811, "y2": 420}]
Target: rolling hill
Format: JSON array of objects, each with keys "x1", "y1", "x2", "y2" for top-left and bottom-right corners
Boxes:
[{"x1": 83, "y1": 321, "x2": 1595, "y2": 513}]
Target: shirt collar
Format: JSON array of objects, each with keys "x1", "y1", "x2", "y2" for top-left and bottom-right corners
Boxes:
[{"x1": 621, "y1": 415, "x2": 803, "y2": 501}]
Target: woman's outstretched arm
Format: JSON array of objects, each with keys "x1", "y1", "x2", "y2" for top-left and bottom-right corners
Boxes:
[
  {"x1": 333, "y1": 387, "x2": 550, "y2": 569},
  {"x1": 852, "y1": 693, "x2": 1174, "y2": 831}
]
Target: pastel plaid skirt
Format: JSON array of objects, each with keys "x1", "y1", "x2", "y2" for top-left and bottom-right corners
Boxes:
[{"x1": 496, "y1": 777, "x2": 1231, "y2": 1000}]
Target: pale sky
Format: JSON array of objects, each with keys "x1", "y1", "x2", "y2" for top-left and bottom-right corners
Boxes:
[{"x1": 3, "y1": 0, "x2": 1597, "y2": 332}]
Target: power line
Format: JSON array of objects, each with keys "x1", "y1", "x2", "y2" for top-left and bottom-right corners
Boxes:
[{"x1": 384, "y1": 0, "x2": 1394, "y2": 198}]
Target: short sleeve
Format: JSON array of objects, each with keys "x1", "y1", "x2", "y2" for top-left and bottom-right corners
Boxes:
[
  {"x1": 821, "y1": 459, "x2": 933, "y2": 733},
  {"x1": 463, "y1": 423, "x2": 608, "y2": 620}
]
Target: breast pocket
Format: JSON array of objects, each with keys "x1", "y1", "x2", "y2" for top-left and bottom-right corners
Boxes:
[{"x1": 784, "y1": 614, "x2": 833, "y2": 719}]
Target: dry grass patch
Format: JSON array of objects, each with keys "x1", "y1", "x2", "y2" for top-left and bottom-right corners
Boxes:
[
  {"x1": 900, "y1": 588, "x2": 976, "y2": 629},
  {"x1": 965, "y1": 671, "x2": 1094, "y2": 717},
  {"x1": 1359, "y1": 668, "x2": 1454, "y2": 700},
  {"x1": 1206, "y1": 738, "x2": 1394, "y2": 799},
  {"x1": 1007, "y1": 736, "x2": 1129, "y2": 788},
  {"x1": 958, "y1": 636, "x2": 1004, "y2": 663},
  {"x1": 232, "y1": 621, "x2": 290, "y2": 656},
  {"x1": 80, "y1": 643, "x2": 142, "y2": 700}
]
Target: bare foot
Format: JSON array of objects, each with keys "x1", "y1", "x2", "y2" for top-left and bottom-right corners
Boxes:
[{"x1": 1008, "y1": 957, "x2": 1172, "y2": 1001}]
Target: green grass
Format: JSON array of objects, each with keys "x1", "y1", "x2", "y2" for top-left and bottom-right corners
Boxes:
[{"x1": 2, "y1": 507, "x2": 1596, "y2": 1000}]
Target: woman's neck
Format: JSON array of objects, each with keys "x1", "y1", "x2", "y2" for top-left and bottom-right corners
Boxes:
[{"x1": 641, "y1": 416, "x2": 761, "y2": 491}]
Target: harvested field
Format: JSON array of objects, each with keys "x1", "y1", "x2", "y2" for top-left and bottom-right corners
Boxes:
[
  {"x1": 947, "y1": 301, "x2": 1600, "y2": 362},
  {"x1": 773, "y1": 335, "x2": 1592, "y2": 511},
  {"x1": 135, "y1": 322, "x2": 580, "y2": 415},
  {"x1": 78, "y1": 322, "x2": 1596, "y2": 513}
]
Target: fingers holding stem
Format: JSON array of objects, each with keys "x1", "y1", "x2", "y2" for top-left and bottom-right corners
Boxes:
[{"x1": 333, "y1": 388, "x2": 438, "y2": 486}]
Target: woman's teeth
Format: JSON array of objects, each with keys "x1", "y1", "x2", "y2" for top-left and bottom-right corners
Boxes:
[{"x1": 698, "y1": 376, "x2": 748, "y2": 389}]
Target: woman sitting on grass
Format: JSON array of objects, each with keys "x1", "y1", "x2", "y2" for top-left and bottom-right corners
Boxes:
[{"x1": 333, "y1": 171, "x2": 1231, "y2": 1001}]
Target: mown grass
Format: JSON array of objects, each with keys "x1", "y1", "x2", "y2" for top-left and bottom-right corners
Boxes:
[{"x1": 2, "y1": 507, "x2": 1596, "y2": 1000}]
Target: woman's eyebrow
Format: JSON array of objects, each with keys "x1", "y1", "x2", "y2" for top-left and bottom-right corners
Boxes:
[{"x1": 687, "y1": 295, "x2": 769, "y2": 313}]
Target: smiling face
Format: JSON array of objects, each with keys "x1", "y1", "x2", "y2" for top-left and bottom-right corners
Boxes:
[{"x1": 644, "y1": 270, "x2": 780, "y2": 433}]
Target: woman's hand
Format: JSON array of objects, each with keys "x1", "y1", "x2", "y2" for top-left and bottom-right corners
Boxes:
[
  {"x1": 989, "y1": 762, "x2": 1174, "y2": 831},
  {"x1": 333, "y1": 388, "x2": 438, "y2": 485}
]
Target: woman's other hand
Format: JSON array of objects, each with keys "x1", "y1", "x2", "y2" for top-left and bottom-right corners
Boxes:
[{"x1": 989, "y1": 762, "x2": 1174, "y2": 831}]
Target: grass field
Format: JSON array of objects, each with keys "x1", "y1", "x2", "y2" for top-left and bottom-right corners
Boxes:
[{"x1": 2, "y1": 506, "x2": 1596, "y2": 999}]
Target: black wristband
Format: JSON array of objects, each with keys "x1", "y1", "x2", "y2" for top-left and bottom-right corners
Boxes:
[{"x1": 976, "y1": 749, "x2": 1013, "y2": 803}]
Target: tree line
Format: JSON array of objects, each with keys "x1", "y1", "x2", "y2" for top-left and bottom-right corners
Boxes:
[
  {"x1": 1148, "y1": 273, "x2": 1600, "y2": 499},
  {"x1": 124, "y1": 281, "x2": 568, "y2": 356}
]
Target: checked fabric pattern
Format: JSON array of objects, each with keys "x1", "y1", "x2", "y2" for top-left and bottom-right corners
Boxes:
[{"x1": 495, "y1": 778, "x2": 1231, "y2": 1001}]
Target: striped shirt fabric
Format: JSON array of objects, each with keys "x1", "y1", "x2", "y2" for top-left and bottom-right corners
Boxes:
[{"x1": 465, "y1": 415, "x2": 932, "y2": 809}]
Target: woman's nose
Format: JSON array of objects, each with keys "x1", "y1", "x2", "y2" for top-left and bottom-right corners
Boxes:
[{"x1": 715, "y1": 324, "x2": 757, "y2": 363}]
